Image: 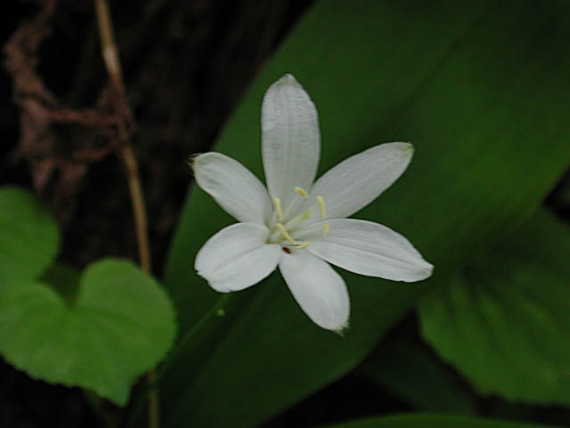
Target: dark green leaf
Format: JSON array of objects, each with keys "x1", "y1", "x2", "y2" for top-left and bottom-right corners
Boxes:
[
  {"x1": 163, "y1": 1, "x2": 570, "y2": 426},
  {"x1": 360, "y1": 338, "x2": 476, "y2": 414},
  {"x1": 420, "y1": 211, "x2": 570, "y2": 405},
  {"x1": 322, "y1": 414, "x2": 556, "y2": 428}
]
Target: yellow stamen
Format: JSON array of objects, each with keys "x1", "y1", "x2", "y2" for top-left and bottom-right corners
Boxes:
[
  {"x1": 322, "y1": 223, "x2": 330, "y2": 236},
  {"x1": 316, "y1": 195, "x2": 327, "y2": 218},
  {"x1": 272, "y1": 197, "x2": 284, "y2": 220},
  {"x1": 294, "y1": 186, "x2": 309, "y2": 198},
  {"x1": 293, "y1": 242, "x2": 310, "y2": 249},
  {"x1": 275, "y1": 223, "x2": 295, "y2": 243}
]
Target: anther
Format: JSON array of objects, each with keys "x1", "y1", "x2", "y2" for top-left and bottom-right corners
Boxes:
[
  {"x1": 322, "y1": 223, "x2": 330, "y2": 236},
  {"x1": 294, "y1": 186, "x2": 309, "y2": 198},
  {"x1": 275, "y1": 223, "x2": 295, "y2": 243},
  {"x1": 293, "y1": 242, "x2": 310, "y2": 249},
  {"x1": 316, "y1": 196, "x2": 327, "y2": 218},
  {"x1": 272, "y1": 197, "x2": 284, "y2": 220}
]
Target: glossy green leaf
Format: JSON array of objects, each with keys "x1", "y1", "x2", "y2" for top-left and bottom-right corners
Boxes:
[
  {"x1": 0, "y1": 259, "x2": 177, "y2": 405},
  {"x1": 323, "y1": 414, "x2": 555, "y2": 428},
  {"x1": 0, "y1": 187, "x2": 59, "y2": 284},
  {"x1": 163, "y1": 1, "x2": 570, "y2": 426},
  {"x1": 420, "y1": 211, "x2": 570, "y2": 405}
]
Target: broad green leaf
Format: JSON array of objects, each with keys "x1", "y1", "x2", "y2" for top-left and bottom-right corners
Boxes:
[
  {"x1": 0, "y1": 187, "x2": 59, "y2": 284},
  {"x1": 323, "y1": 414, "x2": 555, "y2": 428},
  {"x1": 420, "y1": 211, "x2": 570, "y2": 405},
  {"x1": 0, "y1": 259, "x2": 176, "y2": 405},
  {"x1": 162, "y1": 1, "x2": 570, "y2": 426},
  {"x1": 360, "y1": 338, "x2": 476, "y2": 414}
]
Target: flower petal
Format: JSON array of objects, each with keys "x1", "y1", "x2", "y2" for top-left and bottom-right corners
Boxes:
[
  {"x1": 193, "y1": 152, "x2": 272, "y2": 224},
  {"x1": 196, "y1": 223, "x2": 281, "y2": 292},
  {"x1": 279, "y1": 250, "x2": 349, "y2": 332},
  {"x1": 307, "y1": 219, "x2": 433, "y2": 282},
  {"x1": 309, "y1": 142, "x2": 414, "y2": 219},
  {"x1": 262, "y1": 74, "x2": 320, "y2": 213}
]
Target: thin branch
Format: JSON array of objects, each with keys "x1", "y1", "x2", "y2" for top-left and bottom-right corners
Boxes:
[
  {"x1": 94, "y1": 1, "x2": 158, "y2": 427},
  {"x1": 117, "y1": 143, "x2": 152, "y2": 272}
]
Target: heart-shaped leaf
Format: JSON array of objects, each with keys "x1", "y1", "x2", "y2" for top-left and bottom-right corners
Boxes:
[
  {"x1": 420, "y1": 211, "x2": 570, "y2": 405},
  {"x1": 0, "y1": 187, "x2": 59, "y2": 284},
  {"x1": 0, "y1": 259, "x2": 176, "y2": 405}
]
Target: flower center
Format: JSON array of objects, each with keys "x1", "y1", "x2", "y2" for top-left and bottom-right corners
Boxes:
[{"x1": 267, "y1": 186, "x2": 330, "y2": 249}]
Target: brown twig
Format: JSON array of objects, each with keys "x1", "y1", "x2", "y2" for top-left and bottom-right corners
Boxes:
[
  {"x1": 93, "y1": 1, "x2": 158, "y2": 427},
  {"x1": 4, "y1": 0, "x2": 120, "y2": 208}
]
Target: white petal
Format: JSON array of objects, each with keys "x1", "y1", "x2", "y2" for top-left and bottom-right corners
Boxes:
[
  {"x1": 262, "y1": 74, "x2": 320, "y2": 213},
  {"x1": 195, "y1": 223, "x2": 281, "y2": 292},
  {"x1": 279, "y1": 250, "x2": 349, "y2": 332},
  {"x1": 307, "y1": 219, "x2": 433, "y2": 282},
  {"x1": 309, "y1": 142, "x2": 414, "y2": 219},
  {"x1": 193, "y1": 152, "x2": 272, "y2": 224}
]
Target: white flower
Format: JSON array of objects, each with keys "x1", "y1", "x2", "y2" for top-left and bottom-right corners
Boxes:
[{"x1": 192, "y1": 74, "x2": 433, "y2": 332}]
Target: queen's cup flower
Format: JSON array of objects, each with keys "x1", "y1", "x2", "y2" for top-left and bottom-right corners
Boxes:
[{"x1": 192, "y1": 74, "x2": 433, "y2": 332}]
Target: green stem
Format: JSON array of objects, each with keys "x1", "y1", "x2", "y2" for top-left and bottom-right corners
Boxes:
[
  {"x1": 126, "y1": 294, "x2": 232, "y2": 428},
  {"x1": 158, "y1": 294, "x2": 232, "y2": 377}
]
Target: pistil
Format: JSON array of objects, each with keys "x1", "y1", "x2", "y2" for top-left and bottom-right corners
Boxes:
[
  {"x1": 271, "y1": 222, "x2": 311, "y2": 249},
  {"x1": 275, "y1": 223, "x2": 296, "y2": 243}
]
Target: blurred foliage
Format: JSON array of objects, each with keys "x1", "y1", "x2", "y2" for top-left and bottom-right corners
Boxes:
[
  {"x1": 420, "y1": 210, "x2": 570, "y2": 405},
  {"x1": 162, "y1": 0, "x2": 570, "y2": 427}
]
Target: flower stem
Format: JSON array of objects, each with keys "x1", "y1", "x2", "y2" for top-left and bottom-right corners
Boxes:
[
  {"x1": 158, "y1": 294, "x2": 232, "y2": 377},
  {"x1": 126, "y1": 294, "x2": 232, "y2": 428},
  {"x1": 93, "y1": 1, "x2": 157, "y2": 427}
]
